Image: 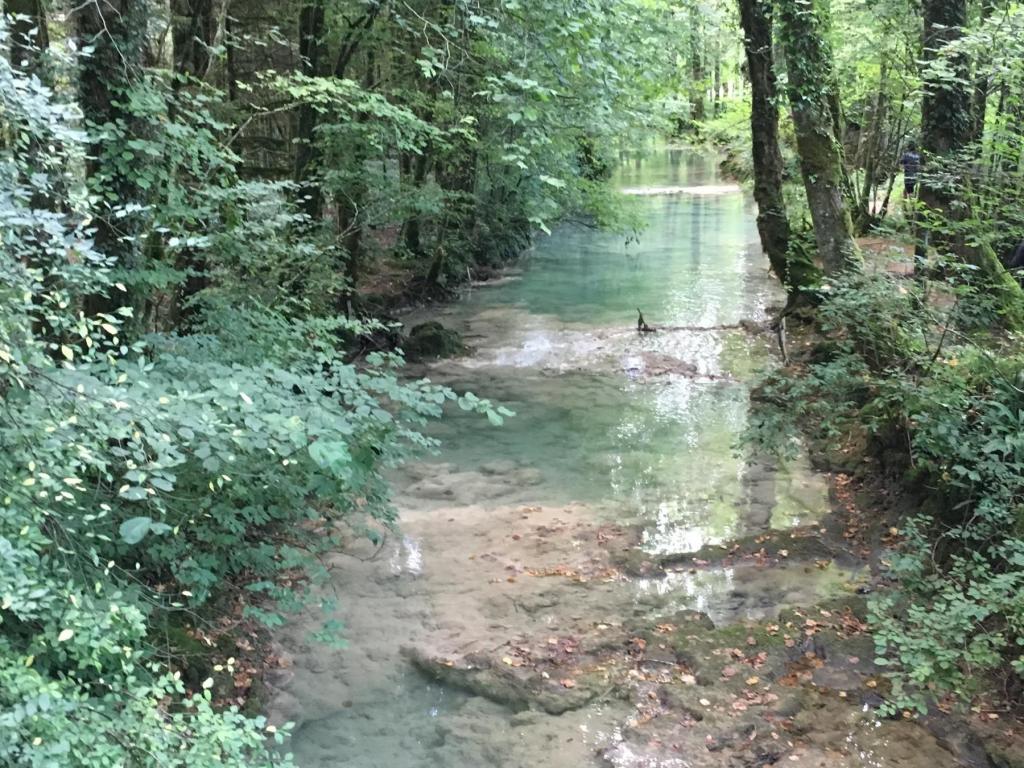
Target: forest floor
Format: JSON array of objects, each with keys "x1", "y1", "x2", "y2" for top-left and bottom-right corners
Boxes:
[{"x1": 857, "y1": 235, "x2": 915, "y2": 277}]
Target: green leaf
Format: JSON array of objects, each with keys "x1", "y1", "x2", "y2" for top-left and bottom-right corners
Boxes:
[{"x1": 119, "y1": 516, "x2": 153, "y2": 545}]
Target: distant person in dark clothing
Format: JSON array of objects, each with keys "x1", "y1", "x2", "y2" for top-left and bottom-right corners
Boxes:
[
  {"x1": 900, "y1": 142, "x2": 921, "y2": 197},
  {"x1": 1008, "y1": 239, "x2": 1024, "y2": 271}
]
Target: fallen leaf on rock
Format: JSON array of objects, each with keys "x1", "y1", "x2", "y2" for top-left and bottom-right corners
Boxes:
[{"x1": 746, "y1": 676, "x2": 760, "y2": 685}]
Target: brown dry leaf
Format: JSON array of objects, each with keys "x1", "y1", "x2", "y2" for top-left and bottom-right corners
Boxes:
[
  {"x1": 560, "y1": 678, "x2": 577, "y2": 688},
  {"x1": 865, "y1": 679, "x2": 878, "y2": 688},
  {"x1": 745, "y1": 676, "x2": 760, "y2": 686},
  {"x1": 721, "y1": 665, "x2": 738, "y2": 679}
]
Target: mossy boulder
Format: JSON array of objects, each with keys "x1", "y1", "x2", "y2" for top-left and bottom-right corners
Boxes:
[{"x1": 402, "y1": 321, "x2": 466, "y2": 362}]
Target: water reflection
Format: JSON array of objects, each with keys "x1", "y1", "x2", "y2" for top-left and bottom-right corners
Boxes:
[{"x1": 285, "y1": 148, "x2": 834, "y2": 768}]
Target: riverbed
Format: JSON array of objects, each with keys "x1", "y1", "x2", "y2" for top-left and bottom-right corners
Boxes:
[{"x1": 268, "y1": 149, "x2": 968, "y2": 768}]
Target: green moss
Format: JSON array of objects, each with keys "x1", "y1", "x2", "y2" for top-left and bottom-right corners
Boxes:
[{"x1": 402, "y1": 321, "x2": 467, "y2": 361}]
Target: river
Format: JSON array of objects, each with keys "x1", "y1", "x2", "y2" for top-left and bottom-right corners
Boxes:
[{"x1": 268, "y1": 148, "x2": 967, "y2": 768}]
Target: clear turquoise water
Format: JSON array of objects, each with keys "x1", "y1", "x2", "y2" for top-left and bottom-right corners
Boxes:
[
  {"x1": 281, "y1": 147, "x2": 835, "y2": 768},
  {"x1": 407, "y1": 147, "x2": 824, "y2": 548}
]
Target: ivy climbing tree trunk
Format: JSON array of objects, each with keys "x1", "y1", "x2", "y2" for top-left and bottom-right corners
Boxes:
[
  {"x1": 737, "y1": 0, "x2": 819, "y2": 306},
  {"x1": 776, "y1": 0, "x2": 858, "y2": 275},
  {"x1": 72, "y1": 0, "x2": 149, "y2": 314},
  {"x1": 5, "y1": 0, "x2": 48, "y2": 75}
]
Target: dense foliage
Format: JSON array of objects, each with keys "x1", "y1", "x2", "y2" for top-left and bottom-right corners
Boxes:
[
  {"x1": 5, "y1": 0, "x2": 1024, "y2": 757},
  {"x1": 746, "y1": 267, "x2": 1024, "y2": 712},
  {"x1": 706, "y1": 0, "x2": 1024, "y2": 716}
]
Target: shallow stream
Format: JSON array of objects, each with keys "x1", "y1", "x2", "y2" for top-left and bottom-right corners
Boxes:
[{"x1": 269, "y1": 149, "x2": 961, "y2": 768}]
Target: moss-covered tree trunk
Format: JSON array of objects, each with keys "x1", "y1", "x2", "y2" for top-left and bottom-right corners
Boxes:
[
  {"x1": 776, "y1": 0, "x2": 858, "y2": 276},
  {"x1": 737, "y1": 0, "x2": 820, "y2": 305},
  {"x1": 919, "y1": 0, "x2": 1024, "y2": 323}
]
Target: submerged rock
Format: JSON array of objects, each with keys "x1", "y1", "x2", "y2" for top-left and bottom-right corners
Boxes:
[
  {"x1": 402, "y1": 321, "x2": 467, "y2": 361},
  {"x1": 403, "y1": 646, "x2": 601, "y2": 715}
]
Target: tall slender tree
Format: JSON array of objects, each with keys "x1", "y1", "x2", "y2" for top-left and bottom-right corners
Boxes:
[{"x1": 294, "y1": 0, "x2": 326, "y2": 221}]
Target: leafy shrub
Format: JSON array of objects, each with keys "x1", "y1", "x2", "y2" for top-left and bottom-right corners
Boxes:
[
  {"x1": 0, "y1": 28, "x2": 504, "y2": 765},
  {"x1": 746, "y1": 269, "x2": 1024, "y2": 713}
]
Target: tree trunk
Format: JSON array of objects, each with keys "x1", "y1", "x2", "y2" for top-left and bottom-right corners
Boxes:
[
  {"x1": 737, "y1": 0, "x2": 819, "y2": 303},
  {"x1": 294, "y1": 0, "x2": 325, "y2": 222},
  {"x1": 5, "y1": 0, "x2": 48, "y2": 75},
  {"x1": 72, "y1": 0, "x2": 149, "y2": 315},
  {"x1": 403, "y1": 151, "x2": 431, "y2": 256},
  {"x1": 853, "y1": 65, "x2": 889, "y2": 233},
  {"x1": 967, "y1": 0, "x2": 994, "y2": 145},
  {"x1": 688, "y1": 6, "x2": 706, "y2": 123},
  {"x1": 172, "y1": 0, "x2": 220, "y2": 80},
  {"x1": 776, "y1": 0, "x2": 858, "y2": 275},
  {"x1": 919, "y1": 0, "x2": 1024, "y2": 322}
]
